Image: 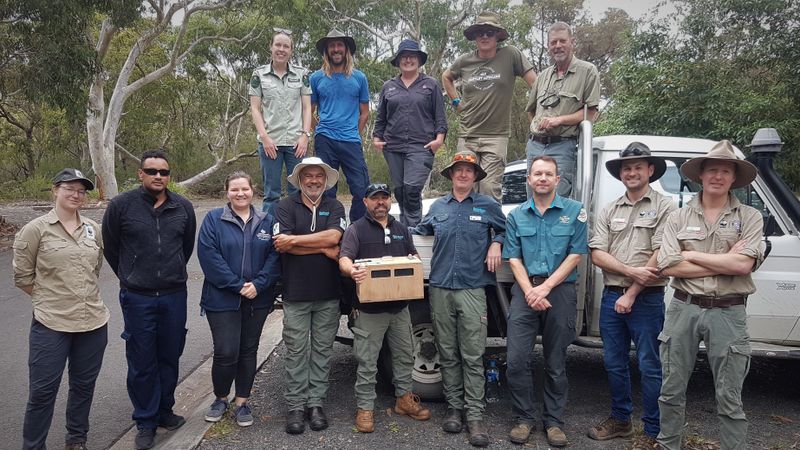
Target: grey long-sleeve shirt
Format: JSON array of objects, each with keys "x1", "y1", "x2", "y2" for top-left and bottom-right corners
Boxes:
[{"x1": 373, "y1": 74, "x2": 447, "y2": 151}]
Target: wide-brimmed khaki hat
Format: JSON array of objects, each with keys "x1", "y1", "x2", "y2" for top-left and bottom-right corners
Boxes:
[
  {"x1": 287, "y1": 157, "x2": 339, "y2": 189},
  {"x1": 604, "y1": 142, "x2": 667, "y2": 182},
  {"x1": 464, "y1": 11, "x2": 509, "y2": 42},
  {"x1": 680, "y1": 140, "x2": 758, "y2": 189},
  {"x1": 315, "y1": 29, "x2": 357, "y2": 55},
  {"x1": 440, "y1": 150, "x2": 487, "y2": 181}
]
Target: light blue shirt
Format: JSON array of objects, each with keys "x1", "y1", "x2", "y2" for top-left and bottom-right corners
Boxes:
[{"x1": 310, "y1": 69, "x2": 369, "y2": 143}]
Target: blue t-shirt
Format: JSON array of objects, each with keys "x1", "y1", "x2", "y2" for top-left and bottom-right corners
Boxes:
[{"x1": 310, "y1": 69, "x2": 370, "y2": 143}]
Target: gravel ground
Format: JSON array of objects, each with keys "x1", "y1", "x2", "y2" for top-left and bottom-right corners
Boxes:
[{"x1": 198, "y1": 342, "x2": 800, "y2": 450}]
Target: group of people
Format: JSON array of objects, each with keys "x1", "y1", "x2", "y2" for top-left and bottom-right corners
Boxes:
[{"x1": 10, "y1": 10, "x2": 763, "y2": 450}]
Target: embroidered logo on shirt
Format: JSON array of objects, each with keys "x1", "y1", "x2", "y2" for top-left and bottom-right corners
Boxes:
[
  {"x1": 472, "y1": 207, "x2": 485, "y2": 214},
  {"x1": 85, "y1": 224, "x2": 96, "y2": 240},
  {"x1": 257, "y1": 229, "x2": 271, "y2": 241},
  {"x1": 719, "y1": 220, "x2": 728, "y2": 228},
  {"x1": 273, "y1": 223, "x2": 280, "y2": 235},
  {"x1": 392, "y1": 235, "x2": 404, "y2": 241},
  {"x1": 319, "y1": 211, "x2": 330, "y2": 216},
  {"x1": 639, "y1": 209, "x2": 657, "y2": 218},
  {"x1": 732, "y1": 220, "x2": 742, "y2": 232},
  {"x1": 577, "y1": 208, "x2": 588, "y2": 223},
  {"x1": 560, "y1": 215, "x2": 571, "y2": 224}
]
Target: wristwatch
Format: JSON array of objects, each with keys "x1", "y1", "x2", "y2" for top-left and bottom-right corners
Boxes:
[
  {"x1": 303, "y1": 131, "x2": 312, "y2": 138},
  {"x1": 451, "y1": 97, "x2": 461, "y2": 107}
]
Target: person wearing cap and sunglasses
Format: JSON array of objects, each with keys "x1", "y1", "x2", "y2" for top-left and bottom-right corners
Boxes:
[
  {"x1": 656, "y1": 141, "x2": 764, "y2": 450},
  {"x1": 13, "y1": 169, "x2": 108, "y2": 450},
  {"x1": 338, "y1": 183, "x2": 431, "y2": 433},
  {"x1": 586, "y1": 143, "x2": 676, "y2": 448},
  {"x1": 412, "y1": 150, "x2": 506, "y2": 447},
  {"x1": 309, "y1": 29, "x2": 371, "y2": 222},
  {"x1": 249, "y1": 29, "x2": 313, "y2": 215},
  {"x1": 442, "y1": 11, "x2": 536, "y2": 204},
  {"x1": 503, "y1": 155, "x2": 588, "y2": 447},
  {"x1": 102, "y1": 150, "x2": 196, "y2": 450},
  {"x1": 525, "y1": 21, "x2": 600, "y2": 199},
  {"x1": 373, "y1": 39, "x2": 447, "y2": 227},
  {"x1": 272, "y1": 157, "x2": 347, "y2": 435}
]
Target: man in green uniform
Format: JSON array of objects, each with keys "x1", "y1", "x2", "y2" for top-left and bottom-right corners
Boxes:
[{"x1": 657, "y1": 140, "x2": 764, "y2": 450}]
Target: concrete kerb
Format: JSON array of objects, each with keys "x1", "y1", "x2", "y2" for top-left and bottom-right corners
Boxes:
[{"x1": 108, "y1": 310, "x2": 285, "y2": 450}]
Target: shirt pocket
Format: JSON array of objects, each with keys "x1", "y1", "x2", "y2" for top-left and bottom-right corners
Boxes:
[
  {"x1": 550, "y1": 225, "x2": 573, "y2": 253},
  {"x1": 558, "y1": 88, "x2": 582, "y2": 112},
  {"x1": 519, "y1": 227, "x2": 537, "y2": 249},
  {"x1": 632, "y1": 218, "x2": 657, "y2": 250},
  {"x1": 40, "y1": 238, "x2": 69, "y2": 254},
  {"x1": 717, "y1": 230, "x2": 741, "y2": 250},
  {"x1": 432, "y1": 213, "x2": 449, "y2": 235},
  {"x1": 676, "y1": 230, "x2": 707, "y2": 252}
]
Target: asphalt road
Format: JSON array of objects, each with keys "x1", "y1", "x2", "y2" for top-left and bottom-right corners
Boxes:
[{"x1": 0, "y1": 204, "x2": 216, "y2": 450}]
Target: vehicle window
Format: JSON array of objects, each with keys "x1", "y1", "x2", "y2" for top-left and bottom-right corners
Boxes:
[{"x1": 502, "y1": 169, "x2": 528, "y2": 205}]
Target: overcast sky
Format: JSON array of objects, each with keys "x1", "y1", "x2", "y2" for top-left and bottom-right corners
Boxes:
[{"x1": 583, "y1": 0, "x2": 675, "y2": 21}]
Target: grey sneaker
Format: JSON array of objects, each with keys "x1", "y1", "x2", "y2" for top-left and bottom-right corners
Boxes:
[
  {"x1": 204, "y1": 399, "x2": 229, "y2": 423},
  {"x1": 234, "y1": 404, "x2": 254, "y2": 427}
]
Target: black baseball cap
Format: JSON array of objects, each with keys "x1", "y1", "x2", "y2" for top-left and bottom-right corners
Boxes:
[
  {"x1": 365, "y1": 183, "x2": 391, "y2": 198},
  {"x1": 53, "y1": 168, "x2": 95, "y2": 190}
]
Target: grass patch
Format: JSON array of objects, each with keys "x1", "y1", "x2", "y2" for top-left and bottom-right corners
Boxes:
[{"x1": 203, "y1": 416, "x2": 237, "y2": 440}]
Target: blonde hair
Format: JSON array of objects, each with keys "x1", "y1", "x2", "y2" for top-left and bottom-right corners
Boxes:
[{"x1": 322, "y1": 45, "x2": 354, "y2": 77}]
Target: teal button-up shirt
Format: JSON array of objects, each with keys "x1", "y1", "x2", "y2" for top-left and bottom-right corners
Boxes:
[{"x1": 502, "y1": 195, "x2": 589, "y2": 282}]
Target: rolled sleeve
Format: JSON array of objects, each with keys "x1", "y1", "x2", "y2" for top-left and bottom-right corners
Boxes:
[
  {"x1": 738, "y1": 208, "x2": 765, "y2": 271},
  {"x1": 12, "y1": 225, "x2": 39, "y2": 287},
  {"x1": 569, "y1": 209, "x2": 589, "y2": 255},
  {"x1": 657, "y1": 213, "x2": 685, "y2": 270},
  {"x1": 588, "y1": 205, "x2": 611, "y2": 251},
  {"x1": 584, "y1": 65, "x2": 601, "y2": 108}
]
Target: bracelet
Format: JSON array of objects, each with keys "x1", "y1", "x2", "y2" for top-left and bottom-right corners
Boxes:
[{"x1": 451, "y1": 97, "x2": 461, "y2": 107}]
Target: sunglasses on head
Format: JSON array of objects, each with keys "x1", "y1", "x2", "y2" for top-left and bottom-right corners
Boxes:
[
  {"x1": 368, "y1": 183, "x2": 389, "y2": 191},
  {"x1": 620, "y1": 147, "x2": 648, "y2": 158},
  {"x1": 453, "y1": 153, "x2": 477, "y2": 164},
  {"x1": 142, "y1": 168, "x2": 171, "y2": 177},
  {"x1": 273, "y1": 27, "x2": 292, "y2": 35}
]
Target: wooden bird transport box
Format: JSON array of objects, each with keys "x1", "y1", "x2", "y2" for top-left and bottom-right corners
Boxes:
[{"x1": 355, "y1": 256, "x2": 424, "y2": 303}]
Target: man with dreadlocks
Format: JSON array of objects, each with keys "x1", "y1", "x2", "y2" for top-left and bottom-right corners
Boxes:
[
  {"x1": 309, "y1": 29, "x2": 371, "y2": 222},
  {"x1": 272, "y1": 157, "x2": 347, "y2": 435}
]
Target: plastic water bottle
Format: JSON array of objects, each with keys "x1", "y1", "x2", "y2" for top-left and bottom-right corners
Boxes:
[{"x1": 485, "y1": 359, "x2": 501, "y2": 403}]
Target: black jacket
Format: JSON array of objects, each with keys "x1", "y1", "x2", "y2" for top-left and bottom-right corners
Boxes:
[{"x1": 102, "y1": 186, "x2": 196, "y2": 294}]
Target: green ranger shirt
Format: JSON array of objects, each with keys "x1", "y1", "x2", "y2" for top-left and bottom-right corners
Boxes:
[
  {"x1": 448, "y1": 46, "x2": 533, "y2": 137},
  {"x1": 658, "y1": 193, "x2": 765, "y2": 297},
  {"x1": 249, "y1": 62, "x2": 311, "y2": 146},
  {"x1": 526, "y1": 56, "x2": 600, "y2": 138},
  {"x1": 589, "y1": 187, "x2": 677, "y2": 287}
]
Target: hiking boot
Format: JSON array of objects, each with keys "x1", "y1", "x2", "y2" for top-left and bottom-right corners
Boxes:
[
  {"x1": 587, "y1": 416, "x2": 634, "y2": 441},
  {"x1": 394, "y1": 392, "x2": 431, "y2": 420},
  {"x1": 157, "y1": 411, "x2": 186, "y2": 431},
  {"x1": 134, "y1": 428, "x2": 156, "y2": 450},
  {"x1": 285, "y1": 409, "x2": 305, "y2": 434},
  {"x1": 355, "y1": 408, "x2": 374, "y2": 433},
  {"x1": 233, "y1": 404, "x2": 254, "y2": 427},
  {"x1": 204, "y1": 399, "x2": 229, "y2": 423},
  {"x1": 546, "y1": 426, "x2": 569, "y2": 447},
  {"x1": 631, "y1": 435, "x2": 663, "y2": 449},
  {"x1": 65, "y1": 443, "x2": 87, "y2": 450},
  {"x1": 307, "y1": 406, "x2": 329, "y2": 431},
  {"x1": 508, "y1": 422, "x2": 533, "y2": 444},
  {"x1": 467, "y1": 420, "x2": 490, "y2": 447},
  {"x1": 442, "y1": 407, "x2": 463, "y2": 433}
]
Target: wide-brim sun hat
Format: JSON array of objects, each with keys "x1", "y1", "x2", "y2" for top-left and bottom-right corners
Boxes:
[
  {"x1": 604, "y1": 142, "x2": 667, "y2": 183},
  {"x1": 464, "y1": 11, "x2": 509, "y2": 42},
  {"x1": 680, "y1": 140, "x2": 758, "y2": 189},
  {"x1": 287, "y1": 157, "x2": 339, "y2": 189},
  {"x1": 315, "y1": 29, "x2": 357, "y2": 55},
  {"x1": 390, "y1": 39, "x2": 428, "y2": 67},
  {"x1": 53, "y1": 168, "x2": 94, "y2": 190},
  {"x1": 440, "y1": 150, "x2": 487, "y2": 182}
]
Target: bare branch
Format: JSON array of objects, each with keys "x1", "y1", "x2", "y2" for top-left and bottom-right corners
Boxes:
[{"x1": 115, "y1": 143, "x2": 141, "y2": 164}]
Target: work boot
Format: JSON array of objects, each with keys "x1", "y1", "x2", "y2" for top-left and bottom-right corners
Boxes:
[
  {"x1": 65, "y1": 443, "x2": 87, "y2": 450},
  {"x1": 631, "y1": 435, "x2": 663, "y2": 449},
  {"x1": 134, "y1": 428, "x2": 156, "y2": 450},
  {"x1": 285, "y1": 409, "x2": 305, "y2": 435},
  {"x1": 467, "y1": 420, "x2": 490, "y2": 447},
  {"x1": 441, "y1": 407, "x2": 463, "y2": 433},
  {"x1": 546, "y1": 426, "x2": 569, "y2": 447},
  {"x1": 355, "y1": 408, "x2": 374, "y2": 433},
  {"x1": 394, "y1": 392, "x2": 431, "y2": 420},
  {"x1": 307, "y1": 406, "x2": 329, "y2": 431},
  {"x1": 157, "y1": 411, "x2": 186, "y2": 431},
  {"x1": 508, "y1": 422, "x2": 533, "y2": 444},
  {"x1": 587, "y1": 416, "x2": 634, "y2": 440}
]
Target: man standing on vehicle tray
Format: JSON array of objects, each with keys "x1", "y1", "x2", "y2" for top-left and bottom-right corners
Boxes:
[
  {"x1": 502, "y1": 155, "x2": 588, "y2": 447},
  {"x1": 442, "y1": 11, "x2": 536, "y2": 203},
  {"x1": 412, "y1": 150, "x2": 506, "y2": 447},
  {"x1": 525, "y1": 21, "x2": 600, "y2": 198},
  {"x1": 656, "y1": 140, "x2": 763, "y2": 450},
  {"x1": 102, "y1": 150, "x2": 196, "y2": 450},
  {"x1": 587, "y1": 142, "x2": 676, "y2": 448},
  {"x1": 339, "y1": 183, "x2": 431, "y2": 433},
  {"x1": 249, "y1": 29, "x2": 312, "y2": 215},
  {"x1": 310, "y1": 29, "x2": 371, "y2": 222},
  {"x1": 272, "y1": 157, "x2": 347, "y2": 435}
]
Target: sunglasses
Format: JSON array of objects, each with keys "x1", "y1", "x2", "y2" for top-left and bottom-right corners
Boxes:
[
  {"x1": 452, "y1": 153, "x2": 477, "y2": 164},
  {"x1": 539, "y1": 78, "x2": 564, "y2": 109},
  {"x1": 273, "y1": 27, "x2": 292, "y2": 35},
  {"x1": 367, "y1": 183, "x2": 389, "y2": 192},
  {"x1": 476, "y1": 29, "x2": 497, "y2": 38},
  {"x1": 142, "y1": 168, "x2": 171, "y2": 177},
  {"x1": 620, "y1": 147, "x2": 649, "y2": 158},
  {"x1": 384, "y1": 227, "x2": 391, "y2": 245}
]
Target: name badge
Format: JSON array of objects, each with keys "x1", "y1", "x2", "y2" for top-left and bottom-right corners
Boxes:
[
  {"x1": 469, "y1": 215, "x2": 482, "y2": 221},
  {"x1": 686, "y1": 226, "x2": 701, "y2": 232}
]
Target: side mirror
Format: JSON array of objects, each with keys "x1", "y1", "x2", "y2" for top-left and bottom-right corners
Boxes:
[{"x1": 763, "y1": 215, "x2": 776, "y2": 259}]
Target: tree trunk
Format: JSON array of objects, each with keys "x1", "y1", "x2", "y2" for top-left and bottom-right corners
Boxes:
[{"x1": 86, "y1": 72, "x2": 118, "y2": 199}]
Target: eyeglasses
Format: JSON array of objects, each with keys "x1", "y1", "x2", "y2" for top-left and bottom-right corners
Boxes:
[
  {"x1": 452, "y1": 153, "x2": 477, "y2": 164},
  {"x1": 60, "y1": 186, "x2": 87, "y2": 197},
  {"x1": 273, "y1": 27, "x2": 292, "y2": 35},
  {"x1": 384, "y1": 227, "x2": 391, "y2": 245},
  {"x1": 620, "y1": 146, "x2": 649, "y2": 157},
  {"x1": 476, "y1": 29, "x2": 497, "y2": 38},
  {"x1": 399, "y1": 53, "x2": 418, "y2": 61},
  {"x1": 142, "y1": 168, "x2": 171, "y2": 177},
  {"x1": 539, "y1": 78, "x2": 564, "y2": 109}
]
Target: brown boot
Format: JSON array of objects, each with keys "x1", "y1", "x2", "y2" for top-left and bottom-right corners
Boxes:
[
  {"x1": 587, "y1": 416, "x2": 634, "y2": 441},
  {"x1": 394, "y1": 392, "x2": 431, "y2": 421},
  {"x1": 355, "y1": 408, "x2": 374, "y2": 433}
]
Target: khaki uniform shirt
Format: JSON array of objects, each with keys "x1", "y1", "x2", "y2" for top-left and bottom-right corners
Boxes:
[
  {"x1": 249, "y1": 62, "x2": 311, "y2": 146},
  {"x1": 526, "y1": 56, "x2": 600, "y2": 138},
  {"x1": 589, "y1": 187, "x2": 676, "y2": 287},
  {"x1": 12, "y1": 210, "x2": 109, "y2": 332},
  {"x1": 658, "y1": 193, "x2": 764, "y2": 296}
]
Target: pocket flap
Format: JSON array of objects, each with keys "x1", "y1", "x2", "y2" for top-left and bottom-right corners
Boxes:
[
  {"x1": 657, "y1": 331, "x2": 670, "y2": 344},
  {"x1": 730, "y1": 344, "x2": 751, "y2": 356}
]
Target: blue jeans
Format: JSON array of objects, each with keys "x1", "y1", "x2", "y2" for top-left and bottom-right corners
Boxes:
[
  {"x1": 525, "y1": 138, "x2": 577, "y2": 198},
  {"x1": 314, "y1": 134, "x2": 369, "y2": 222},
  {"x1": 599, "y1": 288, "x2": 664, "y2": 437},
  {"x1": 119, "y1": 289, "x2": 188, "y2": 429},
  {"x1": 258, "y1": 143, "x2": 299, "y2": 215}
]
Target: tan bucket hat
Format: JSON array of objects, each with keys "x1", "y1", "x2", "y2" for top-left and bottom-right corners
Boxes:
[
  {"x1": 287, "y1": 157, "x2": 339, "y2": 189},
  {"x1": 464, "y1": 11, "x2": 509, "y2": 42},
  {"x1": 604, "y1": 142, "x2": 667, "y2": 182},
  {"x1": 315, "y1": 29, "x2": 357, "y2": 55},
  {"x1": 679, "y1": 140, "x2": 758, "y2": 189},
  {"x1": 440, "y1": 150, "x2": 487, "y2": 181}
]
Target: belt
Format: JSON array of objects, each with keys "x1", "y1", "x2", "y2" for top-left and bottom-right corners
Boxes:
[
  {"x1": 529, "y1": 275, "x2": 548, "y2": 286},
  {"x1": 528, "y1": 134, "x2": 576, "y2": 145},
  {"x1": 606, "y1": 285, "x2": 665, "y2": 295},
  {"x1": 673, "y1": 289, "x2": 747, "y2": 309}
]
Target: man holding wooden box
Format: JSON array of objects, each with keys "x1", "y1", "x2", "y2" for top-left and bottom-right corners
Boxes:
[{"x1": 339, "y1": 183, "x2": 431, "y2": 434}]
